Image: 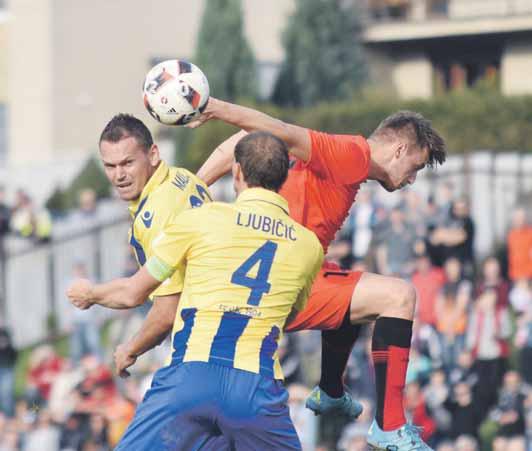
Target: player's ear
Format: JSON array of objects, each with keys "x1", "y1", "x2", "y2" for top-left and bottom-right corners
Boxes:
[
  {"x1": 232, "y1": 161, "x2": 242, "y2": 181},
  {"x1": 148, "y1": 144, "x2": 161, "y2": 166},
  {"x1": 395, "y1": 142, "x2": 408, "y2": 159}
]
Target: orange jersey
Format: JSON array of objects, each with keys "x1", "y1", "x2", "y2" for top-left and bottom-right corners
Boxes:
[
  {"x1": 279, "y1": 130, "x2": 371, "y2": 252},
  {"x1": 508, "y1": 226, "x2": 532, "y2": 281}
]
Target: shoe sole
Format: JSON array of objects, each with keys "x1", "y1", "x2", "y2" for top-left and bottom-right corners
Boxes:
[
  {"x1": 367, "y1": 444, "x2": 399, "y2": 451},
  {"x1": 305, "y1": 401, "x2": 363, "y2": 420}
]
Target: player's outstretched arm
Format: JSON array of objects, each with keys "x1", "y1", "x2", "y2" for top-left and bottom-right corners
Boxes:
[
  {"x1": 114, "y1": 293, "x2": 179, "y2": 378},
  {"x1": 197, "y1": 130, "x2": 247, "y2": 186},
  {"x1": 191, "y1": 97, "x2": 312, "y2": 162},
  {"x1": 67, "y1": 266, "x2": 161, "y2": 310}
]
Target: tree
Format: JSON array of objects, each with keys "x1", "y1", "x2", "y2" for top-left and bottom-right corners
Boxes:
[
  {"x1": 272, "y1": 0, "x2": 367, "y2": 107},
  {"x1": 46, "y1": 156, "x2": 111, "y2": 214},
  {"x1": 196, "y1": 0, "x2": 257, "y2": 100}
]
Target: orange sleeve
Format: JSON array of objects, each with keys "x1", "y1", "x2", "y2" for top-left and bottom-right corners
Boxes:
[{"x1": 306, "y1": 130, "x2": 370, "y2": 185}]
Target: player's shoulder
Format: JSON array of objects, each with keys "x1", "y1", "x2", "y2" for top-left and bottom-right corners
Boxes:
[
  {"x1": 180, "y1": 200, "x2": 227, "y2": 218},
  {"x1": 165, "y1": 166, "x2": 206, "y2": 190},
  {"x1": 299, "y1": 224, "x2": 322, "y2": 247},
  {"x1": 310, "y1": 129, "x2": 367, "y2": 149},
  {"x1": 154, "y1": 166, "x2": 210, "y2": 204}
]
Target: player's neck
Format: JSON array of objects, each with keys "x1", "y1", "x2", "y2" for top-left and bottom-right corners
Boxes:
[{"x1": 366, "y1": 138, "x2": 389, "y2": 183}]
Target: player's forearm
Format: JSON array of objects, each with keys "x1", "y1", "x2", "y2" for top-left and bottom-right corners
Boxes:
[
  {"x1": 125, "y1": 304, "x2": 175, "y2": 357},
  {"x1": 205, "y1": 98, "x2": 311, "y2": 161},
  {"x1": 197, "y1": 130, "x2": 247, "y2": 186},
  {"x1": 89, "y1": 278, "x2": 146, "y2": 309}
]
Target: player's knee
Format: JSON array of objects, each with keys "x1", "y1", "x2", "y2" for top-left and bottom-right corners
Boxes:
[{"x1": 392, "y1": 279, "x2": 416, "y2": 318}]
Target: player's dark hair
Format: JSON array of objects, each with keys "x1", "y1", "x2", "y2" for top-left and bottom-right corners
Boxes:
[
  {"x1": 235, "y1": 132, "x2": 289, "y2": 192},
  {"x1": 99, "y1": 113, "x2": 154, "y2": 151},
  {"x1": 371, "y1": 111, "x2": 446, "y2": 168}
]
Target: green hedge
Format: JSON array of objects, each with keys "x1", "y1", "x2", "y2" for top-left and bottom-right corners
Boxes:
[{"x1": 172, "y1": 86, "x2": 532, "y2": 171}]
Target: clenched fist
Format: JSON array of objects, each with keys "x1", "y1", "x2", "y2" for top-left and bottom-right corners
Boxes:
[{"x1": 67, "y1": 278, "x2": 95, "y2": 310}]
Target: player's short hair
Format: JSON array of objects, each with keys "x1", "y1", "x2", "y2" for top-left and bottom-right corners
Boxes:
[
  {"x1": 235, "y1": 132, "x2": 289, "y2": 192},
  {"x1": 99, "y1": 113, "x2": 154, "y2": 151},
  {"x1": 371, "y1": 111, "x2": 446, "y2": 168}
]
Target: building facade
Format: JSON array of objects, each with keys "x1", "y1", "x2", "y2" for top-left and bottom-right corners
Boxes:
[
  {"x1": 1, "y1": 0, "x2": 531, "y2": 178},
  {"x1": 362, "y1": 0, "x2": 532, "y2": 98}
]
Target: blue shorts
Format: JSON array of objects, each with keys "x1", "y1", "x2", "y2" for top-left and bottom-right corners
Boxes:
[{"x1": 116, "y1": 361, "x2": 301, "y2": 450}]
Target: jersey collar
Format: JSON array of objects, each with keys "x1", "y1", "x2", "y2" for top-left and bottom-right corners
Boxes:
[
  {"x1": 236, "y1": 187, "x2": 290, "y2": 216},
  {"x1": 128, "y1": 161, "x2": 170, "y2": 216}
]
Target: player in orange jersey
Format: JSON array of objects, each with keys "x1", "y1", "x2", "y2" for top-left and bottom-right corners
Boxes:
[{"x1": 192, "y1": 98, "x2": 446, "y2": 451}]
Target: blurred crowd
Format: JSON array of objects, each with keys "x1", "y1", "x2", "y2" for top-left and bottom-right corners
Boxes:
[
  {"x1": 281, "y1": 183, "x2": 532, "y2": 451},
  {"x1": 0, "y1": 186, "x2": 53, "y2": 246},
  {"x1": 0, "y1": 283, "x2": 165, "y2": 451},
  {"x1": 0, "y1": 181, "x2": 530, "y2": 451}
]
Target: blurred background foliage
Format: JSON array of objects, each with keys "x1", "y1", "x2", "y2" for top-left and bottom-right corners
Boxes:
[{"x1": 174, "y1": 84, "x2": 532, "y2": 172}]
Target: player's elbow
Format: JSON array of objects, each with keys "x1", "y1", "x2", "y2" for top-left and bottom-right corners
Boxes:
[{"x1": 122, "y1": 286, "x2": 148, "y2": 308}]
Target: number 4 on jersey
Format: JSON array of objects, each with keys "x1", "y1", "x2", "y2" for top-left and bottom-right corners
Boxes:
[{"x1": 231, "y1": 240, "x2": 278, "y2": 306}]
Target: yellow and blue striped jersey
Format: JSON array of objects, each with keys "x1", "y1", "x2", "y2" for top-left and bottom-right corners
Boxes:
[
  {"x1": 128, "y1": 161, "x2": 212, "y2": 298},
  {"x1": 146, "y1": 188, "x2": 323, "y2": 379}
]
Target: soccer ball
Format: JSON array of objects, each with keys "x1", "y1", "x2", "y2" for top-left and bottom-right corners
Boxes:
[{"x1": 142, "y1": 59, "x2": 210, "y2": 126}]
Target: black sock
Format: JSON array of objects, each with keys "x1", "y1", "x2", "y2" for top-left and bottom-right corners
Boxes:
[
  {"x1": 372, "y1": 316, "x2": 413, "y2": 430},
  {"x1": 319, "y1": 313, "x2": 362, "y2": 398}
]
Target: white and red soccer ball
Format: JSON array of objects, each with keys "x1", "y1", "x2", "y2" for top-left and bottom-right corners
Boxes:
[{"x1": 143, "y1": 59, "x2": 210, "y2": 126}]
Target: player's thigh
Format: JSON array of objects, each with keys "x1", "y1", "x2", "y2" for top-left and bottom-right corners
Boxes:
[
  {"x1": 220, "y1": 373, "x2": 301, "y2": 450},
  {"x1": 349, "y1": 272, "x2": 415, "y2": 323},
  {"x1": 285, "y1": 267, "x2": 363, "y2": 332},
  {"x1": 116, "y1": 364, "x2": 221, "y2": 451}
]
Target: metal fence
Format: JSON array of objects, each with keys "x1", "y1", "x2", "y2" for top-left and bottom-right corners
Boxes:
[
  {"x1": 0, "y1": 217, "x2": 130, "y2": 348},
  {"x1": 370, "y1": 150, "x2": 532, "y2": 257},
  {"x1": 1, "y1": 150, "x2": 531, "y2": 347}
]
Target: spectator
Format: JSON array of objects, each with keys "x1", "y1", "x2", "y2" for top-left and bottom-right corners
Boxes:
[
  {"x1": 10, "y1": 190, "x2": 52, "y2": 243},
  {"x1": 507, "y1": 207, "x2": 532, "y2": 283},
  {"x1": 430, "y1": 198, "x2": 475, "y2": 278},
  {"x1": 337, "y1": 423, "x2": 369, "y2": 451},
  {"x1": 454, "y1": 435, "x2": 479, "y2": 451},
  {"x1": 510, "y1": 278, "x2": 532, "y2": 316},
  {"x1": 346, "y1": 189, "x2": 379, "y2": 261},
  {"x1": 0, "y1": 328, "x2": 17, "y2": 417},
  {"x1": 514, "y1": 284, "x2": 532, "y2": 385},
  {"x1": 406, "y1": 347, "x2": 432, "y2": 385},
  {"x1": 85, "y1": 414, "x2": 110, "y2": 451},
  {"x1": 25, "y1": 346, "x2": 64, "y2": 405},
  {"x1": 435, "y1": 441, "x2": 454, "y2": 451},
  {"x1": 287, "y1": 384, "x2": 318, "y2": 451},
  {"x1": 23, "y1": 409, "x2": 60, "y2": 451},
  {"x1": 337, "y1": 397, "x2": 374, "y2": 451},
  {"x1": 412, "y1": 253, "x2": 446, "y2": 328},
  {"x1": 491, "y1": 371, "x2": 527, "y2": 451},
  {"x1": 435, "y1": 258, "x2": 472, "y2": 370},
  {"x1": 58, "y1": 414, "x2": 85, "y2": 451},
  {"x1": 448, "y1": 351, "x2": 478, "y2": 389},
  {"x1": 444, "y1": 382, "x2": 484, "y2": 440},
  {"x1": 423, "y1": 369, "x2": 452, "y2": 437},
  {"x1": 0, "y1": 186, "x2": 10, "y2": 238},
  {"x1": 278, "y1": 335, "x2": 302, "y2": 385},
  {"x1": 476, "y1": 257, "x2": 509, "y2": 308},
  {"x1": 65, "y1": 188, "x2": 101, "y2": 233},
  {"x1": 292, "y1": 330, "x2": 322, "y2": 389},
  {"x1": 466, "y1": 288, "x2": 511, "y2": 413},
  {"x1": 399, "y1": 189, "x2": 428, "y2": 239},
  {"x1": 376, "y1": 207, "x2": 417, "y2": 278},
  {"x1": 345, "y1": 331, "x2": 375, "y2": 400},
  {"x1": 0, "y1": 422, "x2": 20, "y2": 451},
  {"x1": 404, "y1": 381, "x2": 437, "y2": 444},
  {"x1": 65, "y1": 262, "x2": 103, "y2": 364},
  {"x1": 48, "y1": 359, "x2": 85, "y2": 423}
]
